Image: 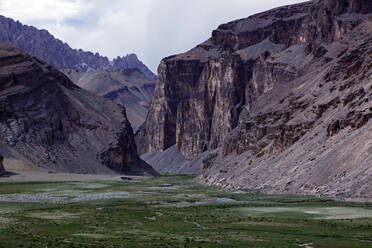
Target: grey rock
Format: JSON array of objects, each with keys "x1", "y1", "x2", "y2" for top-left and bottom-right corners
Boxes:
[
  {"x1": 63, "y1": 68, "x2": 156, "y2": 131},
  {"x1": 0, "y1": 42, "x2": 159, "y2": 176},
  {"x1": 112, "y1": 54, "x2": 157, "y2": 80},
  {"x1": 137, "y1": 0, "x2": 372, "y2": 198},
  {"x1": 141, "y1": 145, "x2": 208, "y2": 174}
]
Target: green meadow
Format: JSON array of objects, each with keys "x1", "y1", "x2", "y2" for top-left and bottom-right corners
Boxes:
[{"x1": 0, "y1": 175, "x2": 371, "y2": 248}]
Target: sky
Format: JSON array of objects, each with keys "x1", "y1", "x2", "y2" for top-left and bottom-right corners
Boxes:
[{"x1": 0, "y1": 0, "x2": 307, "y2": 72}]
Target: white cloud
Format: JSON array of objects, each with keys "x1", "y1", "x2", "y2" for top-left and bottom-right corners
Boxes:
[
  {"x1": 0, "y1": 0, "x2": 81, "y2": 24},
  {"x1": 0, "y1": 0, "x2": 307, "y2": 72}
]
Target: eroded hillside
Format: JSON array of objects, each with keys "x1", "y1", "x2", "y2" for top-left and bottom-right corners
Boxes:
[
  {"x1": 0, "y1": 42, "x2": 158, "y2": 176},
  {"x1": 137, "y1": 0, "x2": 372, "y2": 199},
  {"x1": 63, "y1": 69, "x2": 155, "y2": 131}
]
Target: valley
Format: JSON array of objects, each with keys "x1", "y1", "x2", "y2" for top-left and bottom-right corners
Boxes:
[
  {"x1": 0, "y1": 175, "x2": 372, "y2": 248},
  {"x1": 0, "y1": 0, "x2": 371, "y2": 246}
]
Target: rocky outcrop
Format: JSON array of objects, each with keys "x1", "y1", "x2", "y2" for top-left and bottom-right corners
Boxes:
[
  {"x1": 63, "y1": 69, "x2": 156, "y2": 131},
  {"x1": 0, "y1": 15, "x2": 155, "y2": 77},
  {"x1": 0, "y1": 154, "x2": 5, "y2": 176},
  {"x1": 319, "y1": 0, "x2": 372, "y2": 15},
  {"x1": 137, "y1": 0, "x2": 372, "y2": 198},
  {"x1": 137, "y1": 0, "x2": 313, "y2": 158},
  {"x1": 112, "y1": 54, "x2": 157, "y2": 79},
  {"x1": 0, "y1": 42, "x2": 158, "y2": 176}
]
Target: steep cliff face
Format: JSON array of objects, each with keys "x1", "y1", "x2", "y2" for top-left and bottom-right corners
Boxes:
[
  {"x1": 137, "y1": 0, "x2": 372, "y2": 198},
  {"x1": 63, "y1": 69, "x2": 156, "y2": 131},
  {"x1": 0, "y1": 42, "x2": 158, "y2": 176},
  {"x1": 137, "y1": 1, "x2": 314, "y2": 158},
  {"x1": 0, "y1": 15, "x2": 155, "y2": 78},
  {"x1": 203, "y1": 23, "x2": 372, "y2": 199}
]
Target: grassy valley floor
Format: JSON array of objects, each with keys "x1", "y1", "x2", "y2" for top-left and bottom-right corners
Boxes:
[{"x1": 0, "y1": 175, "x2": 371, "y2": 247}]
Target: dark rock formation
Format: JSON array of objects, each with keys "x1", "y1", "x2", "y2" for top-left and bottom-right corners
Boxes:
[
  {"x1": 0, "y1": 154, "x2": 5, "y2": 176},
  {"x1": 63, "y1": 68, "x2": 156, "y2": 131},
  {"x1": 0, "y1": 15, "x2": 155, "y2": 78},
  {"x1": 319, "y1": 0, "x2": 372, "y2": 15},
  {"x1": 0, "y1": 42, "x2": 158, "y2": 176},
  {"x1": 137, "y1": 0, "x2": 372, "y2": 198}
]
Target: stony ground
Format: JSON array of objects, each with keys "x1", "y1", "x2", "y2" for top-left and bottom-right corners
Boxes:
[{"x1": 0, "y1": 174, "x2": 371, "y2": 247}]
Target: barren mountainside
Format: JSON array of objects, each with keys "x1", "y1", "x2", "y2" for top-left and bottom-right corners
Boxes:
[
  {"x1": 0, "y1": 15, "x2": 157, "y2": 131},
  {"x1": 0, "y1": 42, "x2": 158, "y2": 176},
  {"x1": 0, "y1": 15, "x2": 156, "y2": 78},
  {"x1": 63, "y1": 68, "x2": 156, "y2": 131},
  {"x1": 136, "y1": 0, "x2": 372, "y2": 199}
]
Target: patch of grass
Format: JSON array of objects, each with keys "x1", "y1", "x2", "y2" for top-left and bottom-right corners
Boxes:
[{"x1": 0, "y1": 175, "x2": 371, "y2": 247}]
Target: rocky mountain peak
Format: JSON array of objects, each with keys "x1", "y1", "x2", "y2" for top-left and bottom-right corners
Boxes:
[
  {"x1": 0, "y1": 15, "x2": 155, "y2": 78},
  {"x1": 123, "y1": 53, "x2": 138, "y2": 60},
  {"x1": 113, "y1": 54, "x2": 156, "y2": 79}
]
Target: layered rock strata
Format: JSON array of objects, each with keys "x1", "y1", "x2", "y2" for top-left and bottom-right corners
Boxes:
[{"x1": 137, "y1": 0, "x2": 372, "y2": 198}]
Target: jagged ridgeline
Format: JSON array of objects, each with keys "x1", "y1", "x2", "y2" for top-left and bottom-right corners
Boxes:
[
  {"x1": 0, "y1": 15, "x2": 157, "y2": 131},
  {"x1": 137, "y1": 0, "x2": 372, "y2": 199},
  {"x1": 0, "y1": 42, "x2": 159, "y2": 176},
  {"x1": 0, "y1": 15, "x2": 155, "y2": 78}
]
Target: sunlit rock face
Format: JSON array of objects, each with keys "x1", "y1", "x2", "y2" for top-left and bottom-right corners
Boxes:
[
  {"x1": 0, "y1": 42, "x2": 159, "y2": 176},
  {"x1": 137, "y1": 0, "x2": 372, "y2": 198}
]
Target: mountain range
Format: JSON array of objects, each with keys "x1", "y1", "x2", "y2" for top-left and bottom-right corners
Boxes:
[
  {"x1": 0, "y1": 15, "x2": 156, "y2": 78},
  {"x1": 0, "y1": 0, "x2": 371, "y2": 200},
  {"x1": 0, "y1": 14, "x2": 157, "y2": 130}
]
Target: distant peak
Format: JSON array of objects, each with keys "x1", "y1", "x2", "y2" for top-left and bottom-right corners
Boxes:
[
  {"x1": 0, "y1": 14, "x2": 156, "y2": 78},
  {"x1": 112, "y1": 54, "x2": 156, "y2": 79},
  {"x1": 126, "y1": 53, "x2": 138, "y2": 59}
]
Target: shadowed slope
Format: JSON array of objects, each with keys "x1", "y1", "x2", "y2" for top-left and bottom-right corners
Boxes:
[
  {"x1": 0, "y1": 42, "x2": 158, "y2": 176},
  {"x1": 63, "y1": 68, "x2": 155, "y2": 131}
]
